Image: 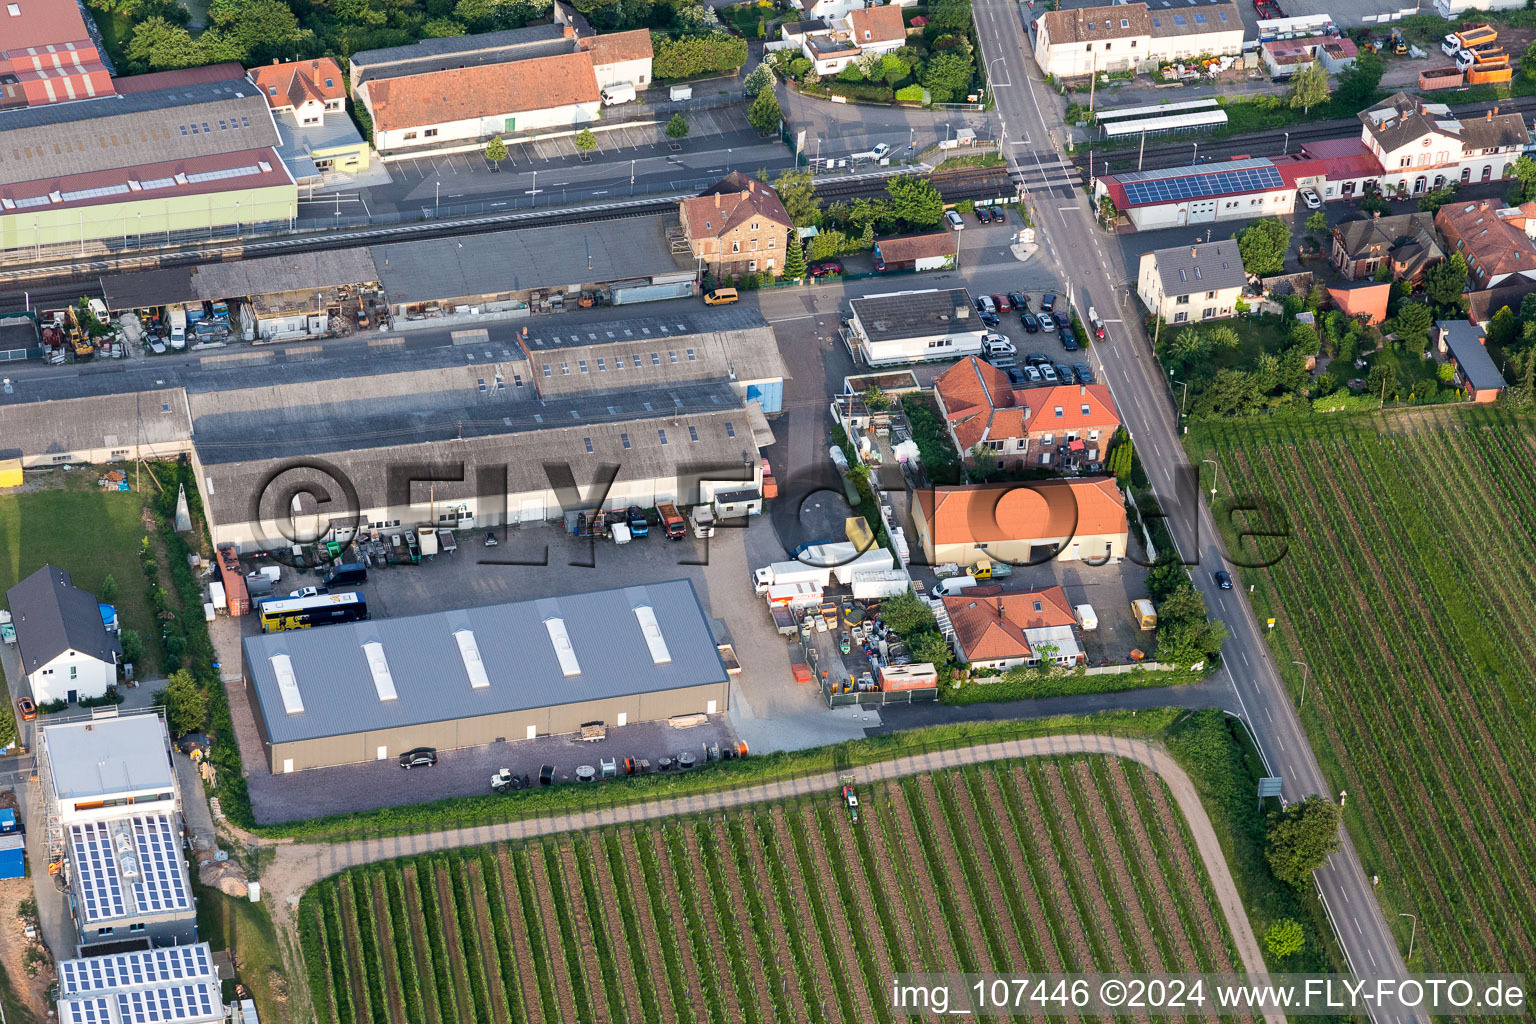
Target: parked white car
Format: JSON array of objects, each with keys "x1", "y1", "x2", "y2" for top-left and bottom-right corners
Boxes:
[{"x1": 946, "y1": 210, "x2": 965, "y2": 230}]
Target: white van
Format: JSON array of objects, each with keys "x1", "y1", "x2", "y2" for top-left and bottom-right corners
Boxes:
[
  {"x1": 933, "y1": 576, "x2": 979, "y2": 598},
  {"x1": 168, "y1": 306, "x2": 187, "y2": 349},
  {"x1": 600, "y1": 83, "x2": 635, "y2": 105}
]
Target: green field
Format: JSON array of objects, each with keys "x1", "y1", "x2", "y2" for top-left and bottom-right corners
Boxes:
[
  {"x1": 301, "y1": 757, "x2": 1248, "y2": 1024},
  {"x1": 1192, "y1": 407, "x2": 1536, "y2": 974},
  {"x1": 0, "y1": 484, "x2": 157, "y2": 676}
]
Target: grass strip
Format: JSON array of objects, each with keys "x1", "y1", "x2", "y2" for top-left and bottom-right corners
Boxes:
[
  {"x1": 345, "y1": 872, "x2": 388, "y2": 1024},
  {"x1": 600, "y1": 832, "x2": 663, "y2": 1022},
  {"x1": 900, "y1": 778, "x2": 978, "y2": 971},
  {"x1": 476, "y1": 849, "x2": 524, "y2": 1022},
  {"x1": 662, "y1": 824, "x2": 730, "y2": 1024},
  {"x1": 570, "y1": 838, "x2": 627, "y2": 1022},
  {"x1": 415, "y1": 859, "x2": 461, "y2": 1024},
  {"x1": 697, "y1": 821, "x2": 765, "y2": 1024},
  {"x1": 783, "y1": 806, "x2": 861, "y2": 1023},
  {"x1": 634, "y1": 830, "x2": 699, "y2": 1024},
  {"x1": 447, "y1": 857, "x2": 493, "y2": 1024}
]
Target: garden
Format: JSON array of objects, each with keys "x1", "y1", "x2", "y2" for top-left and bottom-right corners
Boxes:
[
  {"x1": 301, "y1": 749, "x2": 1269, "y2": 1024},
  {"x1": 761, "y1": 0, "x2": 983, "y2": 106},
  {"x1": 1189, "y1": 406, "x2": 1536, "y2": 974}
]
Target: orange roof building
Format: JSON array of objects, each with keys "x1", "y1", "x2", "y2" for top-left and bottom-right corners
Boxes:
[
  {"x1": 942, "y1": 584, "x2": 1083, "y2": 668},
  {"x1": 679, "y1": 172, "x2": 795, "y2": 276},
  {"x1": 0, "y1": 0, "x2": 113, "y2": 109},
  {"x1": 1328, "y1": 282, "x2": 1390, "y2": 325},
  {"x1": 933, "y1": 356, "x2": 1120, "y2": 469},
  {"x1": 912, "y1": 479, "x2": 1128, "y2": 567},
  {"x1": 250, "y1": 58, "x2": 347, "y2": 117}
]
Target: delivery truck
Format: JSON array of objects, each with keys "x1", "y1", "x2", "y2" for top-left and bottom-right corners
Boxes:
[
  {"x1": 851, "y1": 569, "x2": 910, "y2": 601},
  {"x1": 764, "y1": 581, "x2": 823, "y2": 608},
  {"x1": 754, "y1": 560, "x2": 834, "y2": 593},
  {"x1": 1132, "y1": 598, "x2": 1158, "y2": 630}
]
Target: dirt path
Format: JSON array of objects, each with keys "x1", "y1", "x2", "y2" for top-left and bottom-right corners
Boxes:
[{"x1": 262, "y1": 735, "x2": 1279, "y2": 1024}]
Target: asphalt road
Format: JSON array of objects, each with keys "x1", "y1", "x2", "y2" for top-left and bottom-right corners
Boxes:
[{"x1": 974, "y1": 0, "x2": 1418, "y2": 1012}]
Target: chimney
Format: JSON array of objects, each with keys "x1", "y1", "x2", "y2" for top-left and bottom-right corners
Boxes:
[
  {"x1": 1373, "y1": 210, "x2": 1381, "y2": 218},
  {"x1": 1080, "y1": 384, "x2": 1086, "y2": 396},
  {"x1": 714, "y1": 194, "x2": 722, "y2": 208},
  {"x1": 272, "y1": 58, "x2": 280, "y2": 65},
  {"x1": 1487, "y1": 109, "x2": 1493, "y2": 120},
  {"x1": 747, "y1": 179, "x2": 756, "y2": 192},
  {"x1": 1191, "y1": 247, "x2": 1198, "y2": 258},
  {"x1": 563, "y1": 22, "x2": 575, "y2": 36}
]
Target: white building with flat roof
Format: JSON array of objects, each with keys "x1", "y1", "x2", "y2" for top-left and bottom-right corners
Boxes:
[
  {"x1": 844, "y1": 288, "x2": 987, "y2": 366},
  {"x1": 39, "y1": 714, "x2": 196, "y2": 956}
]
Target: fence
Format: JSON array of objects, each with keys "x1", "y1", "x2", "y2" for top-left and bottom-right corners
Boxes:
[{"x1": 828, "y1": 687, "x2": 940, "y2": 707}]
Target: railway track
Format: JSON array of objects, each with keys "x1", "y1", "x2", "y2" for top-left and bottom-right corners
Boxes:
[
  {"x1": 0, "y1": 166, "x2": 1011, "y2": 304},
  {"x1": 1070, "y1": 94, "x2": 1536, "y2": 176}
]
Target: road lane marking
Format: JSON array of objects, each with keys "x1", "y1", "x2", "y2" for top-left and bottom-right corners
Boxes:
[
  {"x1": 1240, "y1": 650, "x2": 1250, "y2": 667},
  {"x1": 1354, "y1": 917, "x2": 1363, "y2": 935},
  {"x1": 1264, "y1": 707, "x2": 1272, "y2": 722}
]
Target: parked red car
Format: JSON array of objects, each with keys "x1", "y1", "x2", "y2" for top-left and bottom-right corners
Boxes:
[
  {"x1": 808, "y1": 259, "x2": 844, "y2": 277},
  {"x1": 991, "y1": 293, "x2": 1012, "y2": 312}
]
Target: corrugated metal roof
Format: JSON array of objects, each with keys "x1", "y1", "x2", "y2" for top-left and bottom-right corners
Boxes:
[
  {"x1": 0, "y1": 80, "x2": 278, "y2": 187},
  {"x1": 241, "y1": 578, "x2": 728, "y2": 743}
]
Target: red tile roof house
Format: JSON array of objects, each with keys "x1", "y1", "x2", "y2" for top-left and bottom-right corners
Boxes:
[
  {"x1": 1436, "y1": 199, "x2": 1536, "y2": 290},
  {"x1": 932, "y1": 356, "x2": 1120, "y2": 469},
  {"x1": 678, "y1": 172, "x2": 794, "y2": 277},
  {"x1": 912, "y1": 479, "x2": 1129, "y2": 566},
  {"x1": 941, "y1": 584, "x2": 1083, "y2": 669}
]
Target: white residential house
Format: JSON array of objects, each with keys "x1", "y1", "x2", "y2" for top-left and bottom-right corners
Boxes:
[
  {"x1": 1359, "y1": 92, "x2": 1529, "y2": 199},
  {"x1": 5, "y1": 565, "x2": 118, "y2": 705},
  {"x1": 801, "y1": 5, "x2": 906, "y2": 75},
  {"x1": 1032, "y1": 0, "x2": 1241, "y2": 79},
  {"x1": 1136, "y1": 240, "x2": 1247, "y2": 323},
  {"x1": 844, "y1": 288, "x2": 987, "y2": 366}
]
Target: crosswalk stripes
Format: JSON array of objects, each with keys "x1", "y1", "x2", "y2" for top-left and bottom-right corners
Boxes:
[{"x1": 1008, "y1": 151, "x2": 1081, "y2": 199}]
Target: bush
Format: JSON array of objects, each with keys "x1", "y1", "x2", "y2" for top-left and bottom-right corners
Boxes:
[
  {"x1": 895, "y1": 83, "x2": 925, "y2": 102},
  {"x1": 653, "y1": 33, "x2": 749, "y2": 79},
  {"x1": 827, "y1": 81, "x2": 894, "y2": 102}
]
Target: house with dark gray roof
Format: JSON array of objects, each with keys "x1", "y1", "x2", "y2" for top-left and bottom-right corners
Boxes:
[
  {"x1": 846, "y1": 288, "x2": 986, "y2": 366},
  {"x1": 1359, "y1": 93, "x2": 1528, "y2": 202},
  {"x1": 1435, "y1": 321, "x2": 1506, "y2": 403},
  {"x1": 241, "y1": 578, "x2": 730, "y2": 772},
  {"x1": 1331, "y1": 212, "x2": 1443, "y2": 284},
  {"x1": 1135, "y1": 240, "x2": 1246, "y2": 323},
  {"x1": 5, "y1": 565, "x2": 119, "y2": 704}
]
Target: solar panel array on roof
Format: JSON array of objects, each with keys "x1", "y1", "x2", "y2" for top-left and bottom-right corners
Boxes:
[
  {"x1": 133, "y1": 815, "x2": 191, "y2": 914},
  {"x1": 60, "y1": 945, "x2": 215, "y2": 996},
  {"x1": 63, "y1": 996, "x2": 111, "y2": 1024},
  {"x1": 116, "y1": 984, "x2": 218, "y2": 1024},
  {"x1": 70, "y1": 822, "x2": 126, "y2": 923},
  {"x1": 1119, "y1": 162, "x2": 1283, "y2": 205}
]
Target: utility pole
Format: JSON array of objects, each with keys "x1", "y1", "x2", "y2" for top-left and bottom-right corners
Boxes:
[
  {"x1": 1399, "y1": 913, "x2": 1417, "y2": 961},
  {"x1": 1138, "y1": 129, "x2": 1146, "y2": 171}
]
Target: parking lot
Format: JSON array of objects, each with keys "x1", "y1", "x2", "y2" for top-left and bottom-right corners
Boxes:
[{"x1": 211, "y1": 513, "x2": 875, "y2": 824}]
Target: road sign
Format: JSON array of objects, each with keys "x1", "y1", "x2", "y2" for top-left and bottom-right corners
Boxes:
[{"x1": 1257, "y1": 777, "x2": 1283, "y2": 798}]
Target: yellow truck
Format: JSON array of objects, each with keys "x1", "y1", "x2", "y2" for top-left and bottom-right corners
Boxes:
[{"x1": 1131, "y1": 598, "x2": 1158, "y2": 631}]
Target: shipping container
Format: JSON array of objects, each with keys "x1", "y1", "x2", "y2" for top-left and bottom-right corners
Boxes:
[
  {"x1": 878, "y1": 663, "x2": 939, "y2": 691},
  {"x1": 216, "y1": 544, "x2": 251, "y2": 616}
]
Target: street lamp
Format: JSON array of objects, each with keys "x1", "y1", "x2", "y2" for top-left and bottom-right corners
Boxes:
[
  {"x1": 1291, "y1": 660, "x2": 1310, "y2": 710},
  {"x1": 1173, "y1": 378, "x2": 1188, "y2": 418},
  {"x1": 1191, "y1": 142, "x2": 1199, "y2": 166},
  {"x1": 434, "y1": 180, "x2": 440, "y2": 210},
  {"x1": 1202, "y1": 458, "x2": 1221, "y2": 500},
  {"x1": 630, "y1": 159, "x2": 636, "y2": 196},
  {"x1": 1283, "y1": 131, "x2": 1290, "y2": 155},
  {"x1": 1398, "y1": 913, "x2": 1417, "y2": 960}
]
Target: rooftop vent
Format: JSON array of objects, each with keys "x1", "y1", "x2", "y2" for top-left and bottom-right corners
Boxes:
[
  {"x1": 632, "y1": 605, "x2": 672, "y2": 665},
  {"x1": 362, "y1": 641, "x2": 398, "y2": 702},
  {"x1": 270, "y1": 654, "x2": 304, "y2": 715},
  {"x1": 544, "y1": 617, "x2": 581, "y2": 676},
  {"x1": 454, "y1": 628, "x2": 491, "y2": 689}
]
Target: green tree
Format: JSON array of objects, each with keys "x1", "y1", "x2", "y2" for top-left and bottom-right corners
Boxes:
[
  {"x1": 969, "y1": 443, "x2": 998, "y2": 481},
  {"x1": 1156, "y1": 584, "x2": 1227, "y2": 666},
  {"x1": 1512, "y1": 155, "x2": 1536, "y2": 204},
  {"x1": 1485, "y1": 305, "x2": 1517, "y2": 350},
  {"x1": 884, "y1": 175, "x2": 944, "y2": 229},
  {"x1": 1523, "y1": 40, "x2": 1536, "y2": 83},
  {"x1": 665, "y1": 113, "x2": 690, "y2": 139},
  {"x1": 1304, "y1": 210, "x2": 1328, "y2": 238},
  {"x1": 920, "y1": 50, "x2": 974, "y2": 103},
  {"x1": 1145, "y1": 553, "x2": 1190, "y2": 602},
  {"x1": 205, "y1": 0, "x2": 308, "y2": 62},
  {"x1": 807, "y1": 229, "x2": 849, "y2": 261},
  {"x1": 1236, "y1": 218, "x2": 1291, "y2": 277},
  {"x1": 1425, "y1": 254, "x2": 1469, "y2": 311},
  {"x1": 1286, "y1": 62, "x2": 1330, "y2": 115},
  {"x1": 748, "y1": 87, "x2": 782, "y2": 133},
  {"x1": 1368, "y1": 361, "x2": 1399, "y2": 401},
  {"x1": 124, "y1": 17, "x2": 198, "y2": 71},
  {"x1": 155, "y1": 670, "x2": 210, "y2": 737},
  {"x1": 908, "y1": 630, "x2": 954, "y2": 670},
  {"x1": 879, "y1": 589, "x2": 936, "y2": 635},
  {"x1": 1265, "y1": 796, "x2": 1343, "y2": 889},
  {"x1": 574, "y1": 128, "x2": 597, "y2": 152},
  {"x1": 422, "y1": 18, "x2": 468, "y2": 37},
  {"x1": 782, "y1": 236, "x2": 807, "y2": 279},
  {"x1": 117, "y1": 628, "x2": 144, "y2": 669},
  {"x1": 1205, "y1": 324, "x2": 1240, "y2": 351},
  {"x1": 1264, "y1": 919, "x2": 1306, "y2": 959},
  {"x1": 773, "y1": 168, "x2": 820, "y2": 227},
  {"x1": 1418, "y1": 186, "x2": 1456, "y2": 213},
  {"x1": 743, "y1": 61, "x2": 774, "y2": 97},
  {"x1": 1170, "y1": 326, "x2": 1211, "y2": 368},
  {"x1": 653, "y1": 34, "x2": 749, "y2": 79},
  {"x1": 99, "y1": 574, "x2": 118, "y2": 603},
  {"x1": 857, "y1": 221, "x2": 875, "y2": 251},
  {"x1": 483, "y1": 136, "x2": 508, "y2": 169},
  {"x1": 1334, "y1": 48, "x2": 1384, "y2": 110}
]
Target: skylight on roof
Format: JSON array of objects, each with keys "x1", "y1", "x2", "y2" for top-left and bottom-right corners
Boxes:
[
  {"x1": 362, "y1": 642, "x2": 398, "y2": 702},
  {"x1": 633, "y1": 605, "x2": 672, "y2": 664},
  {"x1": 454, "y1": 629, "x2": 491, "y2": 689},
  {"x1": 271, "y1": 654, "x2": 304, "y2": 714},
  {"x1": 544, "y1": 617, "x2": 581, "y2": 676}
]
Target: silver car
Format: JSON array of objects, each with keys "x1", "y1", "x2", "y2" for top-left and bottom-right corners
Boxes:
[
  {"x1": 1037, "y1": 313, "x2": 1057, "y2": 332},
  {"x1": 1039, "y1": 364, "x2": 1059, "y2": 383}
]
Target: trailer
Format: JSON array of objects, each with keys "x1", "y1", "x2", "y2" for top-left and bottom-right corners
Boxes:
[
  {"x1": 832, "y1": 547, "x2": 894, "y2": 585},
  {"x1": 437, "y1": 529, "x2": 457, "y2": 554},
  {"x1": 771, "y1": 606, "x2": 800, "y2": 636},
  {"x1": 764, "y1": 581, "x2": 823, "y2": 608},
  {"x1": 754, "y1": 560, "x2": 834, "y2": 593},
  {"x1": 851, "y1": 569, "x2": 910, "y2": 601}
]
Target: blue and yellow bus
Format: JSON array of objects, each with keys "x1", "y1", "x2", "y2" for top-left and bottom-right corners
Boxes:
[{"x1": 257, "y1": 592, "x2": 368, "y2": 633}]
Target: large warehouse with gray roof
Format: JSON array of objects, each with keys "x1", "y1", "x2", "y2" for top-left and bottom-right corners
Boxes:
[{"x1": 241, "y1": 578, "x2": 730, "y2": 771}]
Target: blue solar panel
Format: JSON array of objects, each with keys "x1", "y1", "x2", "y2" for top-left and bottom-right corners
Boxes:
[{"x1": 1121, "y1": 165, "x2": 1284, "y2": 206}]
